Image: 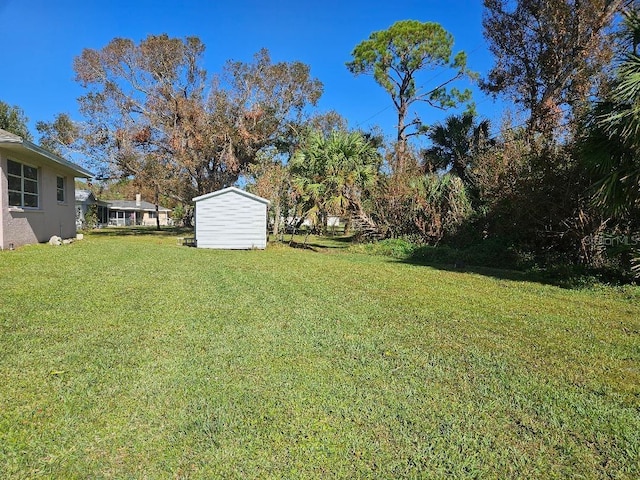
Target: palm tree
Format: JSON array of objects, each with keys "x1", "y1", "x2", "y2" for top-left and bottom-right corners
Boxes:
[
  {"x1": 583, "y1": 8, "x2": 640, "y2": 276},
  {"x1": 584, "y1": 9, "x2": 640, "y2": 215},
  {"x1": 422, "y1": 112, "x2": 491, "y2": 187},
  {"x1": 289, "y1": 130, "x2": 380, "y2": 232}
]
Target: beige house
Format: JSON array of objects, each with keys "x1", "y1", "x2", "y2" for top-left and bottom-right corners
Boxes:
[
  {"x1": 0, "y1": 128, "x2": 92, "y2": 250},
  {"x1": 74, "y1": 191, "x2": 171, "y2": 227},
  {"x1": 106, "y1": 194, "x2": 171, "y2": 227}
]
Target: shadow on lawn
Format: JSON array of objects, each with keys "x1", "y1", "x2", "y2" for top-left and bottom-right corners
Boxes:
[
  {"x1": 305, "y1": 236, "x2": 355, "y2": 250},
  {"x1": 88, "y1": 226, "x2": 194, "y2": 237},
  {"x1": 280, "y1": 235, "x2": 598, "y2": 289},
  {"x1": 270, "y1": 234, "x2": 356, "y2": 251},
  {"x1": 396, "y1": 256, "x2": 540, "y2": 284},
  {"x1": 395, "y1": 254, "x2": 627, "y2": 289}
]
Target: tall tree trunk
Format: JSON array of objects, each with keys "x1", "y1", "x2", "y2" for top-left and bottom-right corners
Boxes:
[
  {"x1": 272, "y1": 202, "x2": 281, "y2": 237},
  {"x1": 154, "y1": 185, "x2": 161, "y2": 231},
  {"x1": 396, "y1": 100, "x2": 408, "y2": 174}
]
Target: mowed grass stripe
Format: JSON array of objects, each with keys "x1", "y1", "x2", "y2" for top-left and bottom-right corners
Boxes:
[{"x1": 0, "y1": 233, "x2": 638, "y2": 478}]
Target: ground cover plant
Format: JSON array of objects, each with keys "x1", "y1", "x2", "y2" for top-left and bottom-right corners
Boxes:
[{"x1": 1, "y1": 231, "x2": 639, "y2": 478}]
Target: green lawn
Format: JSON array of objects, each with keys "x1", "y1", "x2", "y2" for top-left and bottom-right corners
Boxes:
[{"x1": 1, "y1": 231, "x2": 639, "y2": 478}]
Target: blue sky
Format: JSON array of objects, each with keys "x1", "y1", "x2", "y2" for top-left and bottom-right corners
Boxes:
[{"x1": 0, "y1": 0, "x2": 505, "y2": 147}]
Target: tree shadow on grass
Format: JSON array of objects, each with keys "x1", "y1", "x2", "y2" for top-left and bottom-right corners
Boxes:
[
  {"x1": 305, "y1": 236, "x2": 356, "y2": 250},
  {"x1": 394, "y1": 254, "x2": 626, "y2": 290},
  {"x1": 396, "y1": 255, "x2": 543, "y2": 284},
  {"x1": 270, "y1": 234, "x2": 356, "y2": 251},
  {"x1": 88, "y1": 226, "x2": 194, "y2": 238},
  {"x1": 371, "y1": 241, "x2": 604, "y2": 289}
]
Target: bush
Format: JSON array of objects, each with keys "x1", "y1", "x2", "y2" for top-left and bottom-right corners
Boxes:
[
  {"x1": 81, "y1": 204, "x2": 98, "y2": 231},
  {"x1": 349, "y1": 236, "x2": 638, "y2": 286},
  {"x1": 351, "y1": 237, "x2": 530, "y2": 271},
  {"x1": 348, "y1": 238, "x2": 417, "y2": 258}
]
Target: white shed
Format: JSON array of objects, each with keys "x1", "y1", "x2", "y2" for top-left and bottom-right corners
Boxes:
[{"x1": 192, "y1": 187, "x2": 270, "y2": 249}]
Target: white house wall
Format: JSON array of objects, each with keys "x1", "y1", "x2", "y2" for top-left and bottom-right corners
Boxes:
[{"x1": 195, "y1": 190, "x2": 268, "y2": 249}]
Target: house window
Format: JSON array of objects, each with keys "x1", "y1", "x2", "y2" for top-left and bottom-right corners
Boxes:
[
  {"x1": 7, "y1": 159, "x2": 39, "y2": 208},
  {"x1": 56, "y1": 176, "x2": 65, "y2": 202},
  {"x1": 148, "y1": 211, "x2": 157, "y2": 219}
]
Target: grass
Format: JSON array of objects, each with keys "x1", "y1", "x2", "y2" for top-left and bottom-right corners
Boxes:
[{"x1": 1, "y1": 230, "x2": 639, "y2": 478}]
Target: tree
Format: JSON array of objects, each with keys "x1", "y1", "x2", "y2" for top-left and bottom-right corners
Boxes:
[
  {"x1": 584, "y1": 8, "x2": 640, "y2": 215},
  {"x1": 370, "y1": 148, "x2": 473, "y2": 244},
  {"x1": 82, "y1": 204, "x2": 99, "y2": 230},
  {"x1": 289, "y1": 130, "x2": 380, "y2": 233},
  {"x1": 246, "y1": 147, "x2": 292, "y2": 237},
  {"x1": 0, "y1": 101, "x2": 32, "y2": 140},
  {"x1": 477, "y1": 0, "x2": 631, "y2": 269},
  {"x1": 482, "y1": 0, "x2": 627, "y2": 142},
  {"x1": 205, "y1": 49, "x2": 323, "y2": 192},
  {"x1": 423, "y1": 112, "x2": 492, "y2": 187},
  {"x1": 346, "y1": 20, "x2": 474, "y2": 171},
  {"x1": 38, "y1": 37, "x2": 324, "y2": 229},
  {"x1": 36, "y1": 113, "x2": 78, "y2": 156},
  {"x1": 304, "y1": 110, "x2": 348, "y2": 138},
  {"x1": 37, "y1": 34, "x2": 211, "y2": 229},
  {"x1": 582, "y1": 8, "x2": 640, "y2": 276}
]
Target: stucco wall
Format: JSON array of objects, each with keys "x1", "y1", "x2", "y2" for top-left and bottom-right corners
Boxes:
[
  {"x1": 195, "y1": 189, "x2": 268, "y2": 249},
  {"x1": 1, "y1": 152, "x2": 77, "y2": 249},
  {"x1": 141, "y1": 211, "x2": 170, "y2": 226}
]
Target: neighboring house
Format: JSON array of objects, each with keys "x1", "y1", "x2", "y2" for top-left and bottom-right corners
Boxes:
[
  {"x1": 75, "y1": 189, "x2": 108, "y2": 228},
  {"x1": 282, "y1": 215, "x2": 342, "y2": 234},
  {"x1": 0, "y1": 128, "x2": 92, "y2": 250},
  {"x1": 106, "y1": 194, "x2": 171, "y2": 227},
  {"x1": 293, "y1": 216, "x2": 341, "y2": 228},
  {"x1": 193, "y1": 186, "x2": 269, "y2": 249},
  {"x1": 74, "y1": 191, "x2": 172, "y2": 227}
]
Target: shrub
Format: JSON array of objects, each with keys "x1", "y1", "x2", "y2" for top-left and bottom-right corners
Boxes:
[
  {"x1": 348, "y1": 238, "x2": 416, "y2": 258},
  {"x1": 82, "y1": 204, "x2": 98, "y2": 231}
]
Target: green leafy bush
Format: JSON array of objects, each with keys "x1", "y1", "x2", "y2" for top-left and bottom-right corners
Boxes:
[{"x1": 348, "y1": 238, "x2": 417, "y2": 258}]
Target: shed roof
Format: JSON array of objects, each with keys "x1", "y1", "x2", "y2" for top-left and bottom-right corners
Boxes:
[
  {"x1": 75, "y1": 189, "x2": 95, "y2": 202},
  {"x1": 0, "y1": 128, "x2": 93, "y2": 178},
  {"x1": 192, "y1": 186, "x2": 270, "y2": 205},
  {"x1": 75, "y1": 189, "x2": 109, "y2": 205}
]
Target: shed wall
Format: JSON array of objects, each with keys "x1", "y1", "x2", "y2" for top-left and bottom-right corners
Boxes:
[{"x1": 195, "y1": 191, "x2": 267, "y2": 249}]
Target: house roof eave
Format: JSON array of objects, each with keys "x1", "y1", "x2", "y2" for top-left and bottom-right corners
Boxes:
[
  {"x1": 108, "y1": 206, "x2": 171, "y2": 212},
  {"x1": 0, "y1": 128, "x2": 93, "y2": 178}
]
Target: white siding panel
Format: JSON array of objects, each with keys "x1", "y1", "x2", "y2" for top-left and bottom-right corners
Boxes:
[{"x1": 195, "y1": 190, "x2": 268, "y2": 249}]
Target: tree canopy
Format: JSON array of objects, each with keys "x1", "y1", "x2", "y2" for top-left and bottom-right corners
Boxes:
[
  {"x1": 423, "y1": 112, "x2": 492, "y2": 188},
  {"x1": 38, "y1": 36, "x2": 323, "y2": 206},
  {"x1": 0, "y1": 100, "x2": 32, "y2": 140},
  {"x1": 206, "y1": 48, "x2": 323, "y2": 191},
  {"x1": 346, "y1": 20, "x2": 474, "y2": 170},
  {"x1": 290, "y1": 130, "x2": 380, "y2": 229},
  {"x1": 22, "y1": 9, "x2": 640, "y2": 280},
  {"x1": 582, "y1": 8, "x2": 640, "y2": 217},
  {"x1": 482, "y1": 0, "x2": 626, "y2": 140}
]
